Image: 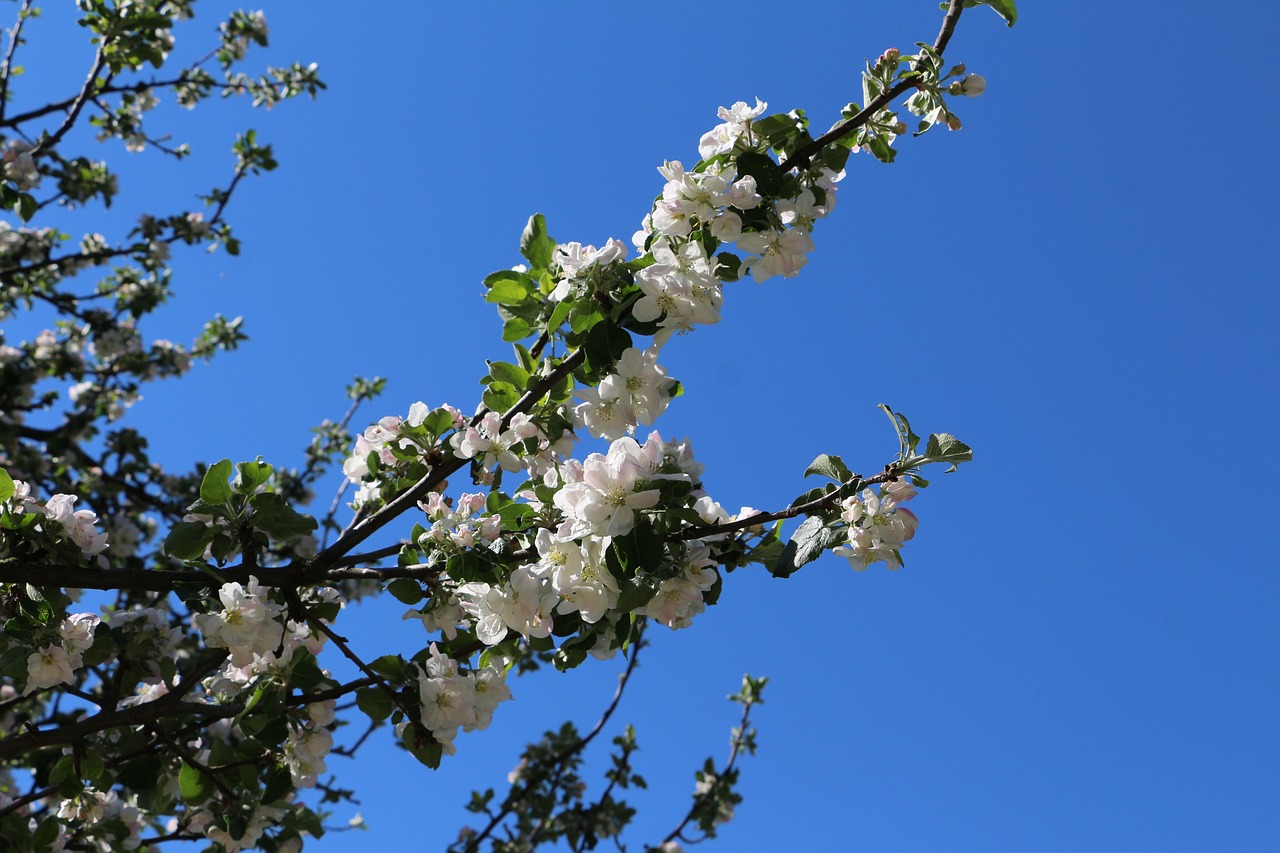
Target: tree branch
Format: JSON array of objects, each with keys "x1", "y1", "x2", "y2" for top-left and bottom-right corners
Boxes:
[
  {"x1": 312, "y1": 347, "x2": 587, "y2": 567},
  {"x1": 465, "y1": 623, "x2": 646, "y2": 853},
  {"x1": 0, "y1": 652, "x2": 232, "y2": 760},
  {"x1": 31, "y1": 47, "x2": 108, "y2": 156},
  {"x1": 658, "y1": 697, "x2": 755, "y2": 847},
  {"x1": 778, "y1": 0, "x2": 966, "y2": 172},
  {"x1": 0, "y1": 0, "x2": 35, "y2": 125},
  {"x1": 675, "y1": 470, "x2": 896, "y2": 541}
]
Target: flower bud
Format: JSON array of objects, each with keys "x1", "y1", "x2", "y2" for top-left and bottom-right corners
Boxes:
[{"x1": 952, "y1": 73, "x2": 986, "y2": 97}]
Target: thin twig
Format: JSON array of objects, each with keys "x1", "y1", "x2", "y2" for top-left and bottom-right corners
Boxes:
[
  {"x1": 0, "y1": 784, "x2": 53, "y2": 819},
  {"x1": 466, "y1": 623, "x2": 647, "y2": 853},
  {"x1": 675, "y1": 470, "x2": 895, "y2": 541},
  {"x1": 283, "y1": 588, "x2": 408, "y2": 719},
  {"x1": 31, "y1": 47, "x2": 107, "y2": 155},
  {"x1": 779, "y1": 0, "x2": 967, "y2": 172},
  {"x1": 0, "y1": 0, "x2": 35, "y2": 124},
  {"x1": 658, "y1": 698, "x2": 755, "y2": 847}
]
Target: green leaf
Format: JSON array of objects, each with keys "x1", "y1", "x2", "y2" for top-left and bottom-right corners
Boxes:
[
  {"x1": 386, "y1": 578, "x2": 423, "y2": 605},
  {"x1": 715, "y1": 252, "x2": 742, "y2": 282},
  {"x1": 421, "y1": 408, "x2": 455, "y2": 438},
  {"x1": 615, "y1": 578, "x2": 657, "y2": 614},
  {"x1": 488, "y1": 360, "x2": 530, "y2": 390},
  {"x1": 804, "y1": 453, "x2": 852, "y2": 483},
  {"x1": 356, "y1": 686, "x2": 394, "y2": 721},
  {"x1": 18, "y1": 586, "x2": 53, "y2": 624},
  {"x1": 116, "y1": 755, "x2": 162, "y2": 793},
  {"x1": 878, "y1": 403, "x2": 920, "y2": 458},
  {"x1": 200, "y1": 459, "x2": 235, "y2": 506},
  {"x1": 520, "y1": 213, "x2": 556, "y2": 270},
  {"x1": 482, "y1": 381, "x2": 519, "y2": 414},
  {"x1": 502, "y1": 316, "x2": 532, "y2": 342},
  {"x1": 234, "y1": 459, "x2": 272, "y2": 494},
  {"x1": 548, "y1": 297, "x2": 573, "y2": 332},
  {"x1": 49, "y1": 755, "x2": 77, "y2": 787},
  {"x1": 287, "y1": 654, "x2": 326, "y2": 692},
  {"x1": 484, "y1": 272, "x2": 533, "y2": 306},
  {"x1": 735, "y1": 151, "x2": 788, "y2": 197},
  {"x1": 923, "y1": 432, "x2": 973, "y2": 471},
  {"x1": 771, "y1": 516, "x2": 837, "y2": 578},
  {"x1": 33, "y1": 818, "x2": 61, "y2": 848},
  {"x1": 248, "y1": 493, "x2": 317, "y2": 542},
  {"x1": 179, "y1": 761, "x2": 211, "y2": 803},
  {"x1": 400, "y1": 724, "x2": 443, "y2": 769},
  {"x1": 16, "y1": 192, "x2": 36, "y2": 222},
  {"x1": 582, "y1": 321, "x2": 632, "y2": 372},
  {"x1": 81, "y1": 754, "x2": 105, "y2": 782},
  {"x1": 370, "y1": 654, "x2": 406, "y2": 680},
  {"x1": 0, "y1": 466, "x2": 13, "y2": 502},
  {"x1": 261, "y1": 764, "x2": 293, "y2": 805},
  {"x1": 163, "y1": 521, "x2": 215, "y2": 561},
  {"x1": 966, "y1": 0, "x2": 1017, "y2": 26}
]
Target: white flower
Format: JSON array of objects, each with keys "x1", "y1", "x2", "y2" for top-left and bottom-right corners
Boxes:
[
  {"x1": 551, "y1": 537, "x2": 619, "y2": 624},
  {"x1": 718, "y1": 98, "x2": 767, "y2": 123},
  {"x1": 193, "y1": 577, "x2": 285, "y2": 667},
  {"x1": 58, "y1": 612, "x2": 100, "y2": 667},
  {"x1": 737, "y1": 227, "x2": 814, "y2": 282},
  {"x1": 554, "y1": 438, "x2": 662, "y2": 538},
  {"x1": 639, "y1": 576, "x2": 704, "y2": 629},
  {"x1": 25, "y1": 645, "x2": 75, "y2": 694}
]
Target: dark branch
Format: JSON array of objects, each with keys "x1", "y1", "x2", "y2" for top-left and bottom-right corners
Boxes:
[
  {"x1": 675, "y1": 470, "x2": 896, "y2": 541},
  {"x1": 31, "y1": 47, "x2": 108, "y2": 156},
  {"x1": 0, "y1": 0, "x2": 35, "y2": 125},
  {"x1": 779, "y1": 0, "x2": 967, "y2": 172}
]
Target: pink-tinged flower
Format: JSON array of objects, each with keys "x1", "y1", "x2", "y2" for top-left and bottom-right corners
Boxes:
[{"x1": 554, "y1": 439, "x2": 662, "y2": 538}]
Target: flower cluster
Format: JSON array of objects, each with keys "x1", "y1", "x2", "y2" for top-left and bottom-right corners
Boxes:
[
  {"x1": 450, "y1": 411, "x2": 544, "y2": 474},
  {"x1": 833, "y1": 480, "x2": 919, "y2": 570},
  {"x1": 192, "y1": 576, "x2": 286, "y2": 667},
  {"x1": 24, "y1": 613, "x2": 100, "y2": 695},
  {"x1": 285, "y1": 701, "x2": 336, "y2": 788},
  {"x1": 414, "y1": 644, "x2": 513, "y2": 755},
  {"x1": 1, "y1": 477, "x2": 111, "y2": 565},
  {"x1": 572, "y1": 346, "x2": 673, "y2": 440},
  {"x1": 342, "y1": 400, "x2": 464, "y2": 501},
  {"x1": 418, "y1": 491, "x2": 503, "y2": 554}
]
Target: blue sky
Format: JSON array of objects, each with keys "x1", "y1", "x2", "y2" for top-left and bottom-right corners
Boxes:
[{"x1": 12, "y1": 1, "x2": 1280, "y2": 850}]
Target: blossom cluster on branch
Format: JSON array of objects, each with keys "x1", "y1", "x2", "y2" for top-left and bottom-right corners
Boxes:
[{"x1": 0, "y1": 0, "x2": 1015, "y2": 849}]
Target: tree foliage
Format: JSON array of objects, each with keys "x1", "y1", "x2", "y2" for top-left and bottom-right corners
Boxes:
[{"x1": 0, "y1": 1, "x2": 1010, "y2": 850}]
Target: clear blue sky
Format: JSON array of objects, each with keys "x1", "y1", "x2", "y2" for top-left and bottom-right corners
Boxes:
[{"x1": 14, "y1": 1, "x2": 1280, "y2": 850}]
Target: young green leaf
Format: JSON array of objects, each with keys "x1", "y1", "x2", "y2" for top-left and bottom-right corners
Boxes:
[
  {"x1": 248, "y1": 493, "x2": 317, "y2": 542},
  {"x1": 356, "y1": 686, "x2": 394, "y2": 721},
  {"x1": 234, "y1": 459, "x2": 272, "y2": 494},
  {"x1": 804, "y1": 453, "x2": 853, "y2": 483},
  {"x1": 387, "y1": 577, "x2": 423, "y2": 605},
  {"x1": 179, "y1": 762, "x2": 211, "y2": 803},
  {"x1": 771, "y1": 516, "x2": 837, "y2": 578},
  {"x1": 923, "y1": 432, "x2": 973, "y2": 471},
  {"x1": 200, "y1": 459, "x2": 235, "y2": 506},
  {"x1": 965, "y1": 0, "x2": 1017, "y2": 27},
  {"x1": 163, "y1": 521, "x2": 216, "y2": 561},
  {"x1": 519, "y1": 212, "x2": 556, "y2": 270}
]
